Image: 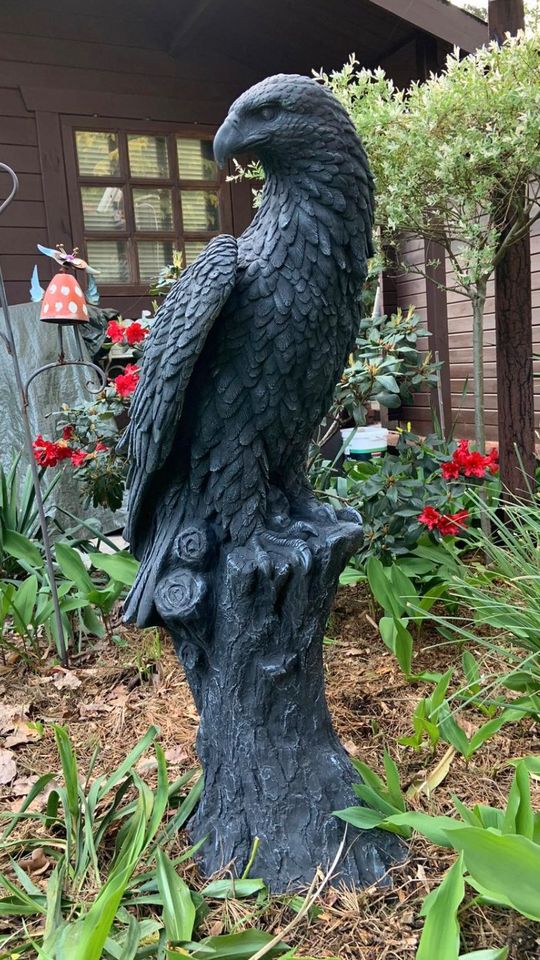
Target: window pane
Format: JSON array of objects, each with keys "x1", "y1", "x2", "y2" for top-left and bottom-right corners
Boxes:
[
  {"x1": 137, "y1": 240, "x2": 174, "y2": 281},
  {"x1": 76, "y1": 131, "x2": 120, "y2": 177},
  {"x1": 181, "y1": 190, "x2": 219, "y2": 231},
  {"x1": 128, "y1": 135, "x2": 170, "y2": 178},
  {"x1": 184, "y1": 240, "x2": 207, "y2": 265},
  {"x1": 81, "y1": 186, "x2": 126, "y2": 231},
  {"x1": 177, "y1": 139, "x2": 217, "y2": 180},
  {"x1": 133, "y1": 188, "x2": 173, "y2": 231},
  {"x1": 86, "y1": 240, "x2": 129, "y2": 283}
]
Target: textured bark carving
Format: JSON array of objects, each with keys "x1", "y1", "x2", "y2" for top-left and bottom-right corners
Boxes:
[{"x1": 155, "y1": 517, "x2": 405, "y2": 890}]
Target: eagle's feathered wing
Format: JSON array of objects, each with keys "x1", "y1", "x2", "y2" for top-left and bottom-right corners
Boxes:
[{"x1": 121, "y1": 234, "x2": 238, "y2": 549}]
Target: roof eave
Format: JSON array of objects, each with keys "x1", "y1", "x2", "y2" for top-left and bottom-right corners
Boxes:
[{"x1": 367, "y1": 0, "x2": 488, "y2": 52}]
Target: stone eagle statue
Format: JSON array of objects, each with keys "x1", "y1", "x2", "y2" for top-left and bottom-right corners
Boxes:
[
  {"x1": 121, "y1": 74, "x2": 404, "y2": 889},
  {"x1": 122, "y1": 73, "x2": 374, "y2": 626}
]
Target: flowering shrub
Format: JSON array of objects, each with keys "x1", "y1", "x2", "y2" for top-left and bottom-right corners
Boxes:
[
  {"x1": 317, "y1": 429, "x2": 500, "y2": 563},
  {"x1": 417, "y1": 506, "x2": 469, "y2": 537},
  {"x1": 112, "y1": 364, "x2": 140, "y2": 398},
  {"x1": 441, "y1": 439, "x2": 499, "y2": 481},
  {"x1": 106, "y1": 319, "x2": 149, "y2": 348},
  {"x1": 32, "y1": 314, "x2": 145, "y2": 511}
]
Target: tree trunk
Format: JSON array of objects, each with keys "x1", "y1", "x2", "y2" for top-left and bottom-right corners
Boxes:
[
  {"x1": 489, "y1": 0, "x2": 536, "y2": 498},
  {"x1": 472, "y1": 283, "x2": 487, "y2": 454},
  {"x1": 154, "y1": 517, "x2": 405, "y2": 891}
]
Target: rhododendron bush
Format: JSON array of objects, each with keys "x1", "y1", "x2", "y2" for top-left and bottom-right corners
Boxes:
[
  {"x1": 32, "y1": 318, "x2": 147, "y2": 512},
  {"x1": 318, "y1": 429, "x2": 499, "y2": 563}
]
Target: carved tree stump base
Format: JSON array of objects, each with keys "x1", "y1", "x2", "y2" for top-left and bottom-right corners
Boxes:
[{"x1": 155, "y1": 517, "x2": 406, "y2": 891}]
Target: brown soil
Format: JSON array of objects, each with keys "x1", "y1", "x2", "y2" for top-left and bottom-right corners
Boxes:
[{"x1": 0, "y1": 583, "x2": 539, "y2": 960}]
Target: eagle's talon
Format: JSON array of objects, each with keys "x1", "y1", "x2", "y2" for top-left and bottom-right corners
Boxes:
[
  {"x1": 251, "y1": 530, "x2": 313, "y2": 574},
  {"x1": 287, "y1": 520, "x2": 318, "y2": 539},
  {"x1": 336, "y1": 506, "x2": 362, "y2": 526}
]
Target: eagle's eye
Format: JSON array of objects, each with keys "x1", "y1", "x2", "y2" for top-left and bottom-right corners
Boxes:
[{"x1": 258, "y1": 104, "x2": 279, "y2": 122}]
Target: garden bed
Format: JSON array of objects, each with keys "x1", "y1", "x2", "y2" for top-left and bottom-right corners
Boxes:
[{"x1": 1, "y1": 584, "x2": 538, "y2": 960}]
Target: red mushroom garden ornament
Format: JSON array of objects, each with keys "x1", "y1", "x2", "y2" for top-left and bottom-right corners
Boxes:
[{"x1": 40, "y1": 273, "x2": 88, "y2": 325}]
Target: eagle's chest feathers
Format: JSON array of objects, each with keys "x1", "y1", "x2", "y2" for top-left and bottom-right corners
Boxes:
[{"x1": 232, "y1": 180, "x2": 365, "y2": 386}]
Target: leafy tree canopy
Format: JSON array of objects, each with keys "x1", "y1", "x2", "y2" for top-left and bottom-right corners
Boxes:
[{"x1": 321, "y1": 31, "x2": 540, "y2": 297}]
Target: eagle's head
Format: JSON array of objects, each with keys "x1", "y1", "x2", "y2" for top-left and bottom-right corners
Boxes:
[{"x1": 213, "y1": 73, "x2": 358, "y2": 172}]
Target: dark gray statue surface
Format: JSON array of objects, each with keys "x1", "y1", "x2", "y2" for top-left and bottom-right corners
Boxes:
[{"x1": 122, "y1": 74, "x2": 404, "y2": 889}]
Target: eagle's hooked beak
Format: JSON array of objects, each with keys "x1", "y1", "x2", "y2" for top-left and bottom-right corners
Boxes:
[{"x1": 213, "y1": 113, "x2": 242, "y2": 169}]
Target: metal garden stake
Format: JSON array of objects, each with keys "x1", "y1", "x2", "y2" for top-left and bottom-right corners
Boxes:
[{"x1": 0, "y1": 162, "x2": 106, "y2": 667}]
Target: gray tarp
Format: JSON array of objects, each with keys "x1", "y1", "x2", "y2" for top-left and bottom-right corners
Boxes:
[{"x1": 0, "y1": 301, "x2": 125, "y2": 534}]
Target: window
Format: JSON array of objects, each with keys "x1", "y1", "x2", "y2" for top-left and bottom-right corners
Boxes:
[{"x1": 71, "y1": 129, "x2": 226, "y2": 287}]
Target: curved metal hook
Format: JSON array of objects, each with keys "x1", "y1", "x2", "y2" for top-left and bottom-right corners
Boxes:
[
  {"x1": 24, "y1": 358, "x2": 107, "y2": 405},
  {"x1": 0, "y1": 162, "x2": 19, "y2": 217}
]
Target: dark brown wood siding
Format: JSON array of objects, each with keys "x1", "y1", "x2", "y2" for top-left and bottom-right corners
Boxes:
[
  {"x1": 0, "y1": 87, "x2": 49, "y2": 304},
  {"x1": 0, "y1": 3, "x2": 249, "y2": 313},
  {"x1": 393, "y1": 228, "x2": 540, "y2": 444}
]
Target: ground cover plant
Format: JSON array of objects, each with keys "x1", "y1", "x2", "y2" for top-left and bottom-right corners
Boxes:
[{"x1": 0, "y1": 583, "x2": 538, "y2": 959}]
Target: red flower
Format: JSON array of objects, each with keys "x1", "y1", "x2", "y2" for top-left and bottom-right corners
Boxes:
[
  {"x1": 486, "y1": 448, "x2": 499, "y2": 474},
  {"x1": 33, "y1": 434, "x2": 58, "y2": 467},
  {"x1": 62, "y1": 425, "x2": 74, "y2": 441},
  {"x1": 438, "y1": 510, "x2": 469, "y2": 536},
  {"x1": 95, "y1": 441, "x2": 108, "y2": 452},
  {"x1": 441, "y1": 460, "x2": 460, "y2": 481},
  {"x1": 461, "y1": 451, "x2": 488, "y2": 478},
  {"x1": 125, "y1": 321, "x2": 148, "y2": 346},
  {"x1": 70, "y1": 449, "x2": 88, "y2": 467},
  {"x1": 418, "y1": 506, "x2": 442, "y2": 530},
  {"x1": 419, "y1": 506, "x2": 469, "y2": 536},
  {"x1": 106, "y1": 319, "x2": 125, "y2": 344},
  {"x1": 33, "y1": 435, "x2": 71, "y2": 468},
  {"x1": 441, "y1": 440, "x2": 500, "y2": 481},
  {"x1": 113, "y1": 364, "x2": 140, "y2": 397}
]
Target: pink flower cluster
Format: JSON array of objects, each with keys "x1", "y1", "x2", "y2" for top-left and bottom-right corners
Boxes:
[{"x1": 441, "y1": 440, "x2": 499, "y2": 481}]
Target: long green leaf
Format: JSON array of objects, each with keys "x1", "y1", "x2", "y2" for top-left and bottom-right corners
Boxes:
[
  {"x1": 459, "y1": 950, "x2": 509, "y2": 960},
  {"x1": 53, "y1": 726, "x2": 79, "y2": 820},
  {"x1": 3, "y1": 529, "x2": 44, "y2": 569},
  {"x1": 55, "y1": 542, "x2": 94, "y2": 593},
  {"x1": 101, "y1": 726, "x2": 158, "y2": 797},
  {"x1": 201, "y1": 878, "x2": 266, "y2": 899},
  {"x1": 183, "y1": 930, "x2": 290, "y2": 959},
  {"x1": 366, "y1": 557, "x2": 404, "y2": 617},
  {"x1": 156, "y1": 848, "x2": 195, "y2": 943},
  {"x1": 451, "y1": 827, "x2": 540, "y2": 921},
  {"x1": 89, "y1": 551, "x2": 139, "y2": 586},
  {"x1": 502, "y1": 761, "x2": 534, "y2": 839},
  {"x1": 416, "y1": 855, "x2": 465, "y2": 960}
]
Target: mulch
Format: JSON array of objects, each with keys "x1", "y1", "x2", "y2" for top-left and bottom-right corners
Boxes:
[{"x1": 0, "y1": 583, "x2": 539, "y2": 959}]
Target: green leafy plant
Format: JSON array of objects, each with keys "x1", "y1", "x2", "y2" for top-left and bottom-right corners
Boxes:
[
  {"x1": 336, "y1": 757, "x2": 540, "y2": 919},
  {"x1": 365, "y1": 555, "x2": 448, "y2": 677},
  {"x1": 332, "y1": 306, "x2": 440, "y2": 427},
  {"x1": 0, "y1": 453, "x2": 60, "y2": 579},
  {"x1": 0, "y1": 727, "x2": 332, "y2": 960},
  {"x1": 0, "y1": 725, "x2": 203, "y2": 958},
  {"x1": 418, "y1": 496, "x2": 540, "y2": 714},
  {"x1": 416, "y1": 855, "x2": 509, "y2": 960},
  {"x1": 0, "y1": 541, "x2": 138, "y2": 663},
  {"x1": 315, "y1": 428, "x2": 498, "y2": 565}
]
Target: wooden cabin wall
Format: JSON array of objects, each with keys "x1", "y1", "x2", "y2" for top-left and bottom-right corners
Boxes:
[
  {"x1": 393, "y1": 227, "x2": 540, "y2": 445},
  {"x1": 0, "y1": 2, "x2": 257, "y2": 314},
  {"x1": 0, "y1": 88, "x2": 48, "y2": 305}
]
